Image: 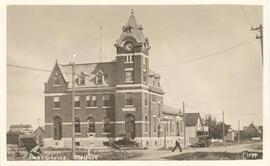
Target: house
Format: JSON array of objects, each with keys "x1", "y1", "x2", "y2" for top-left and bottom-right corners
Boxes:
[
  {"x1": 243, "y1": 122, "x2": 263, "y2": 139},
  {"x1": 185, "y1": 113, "x2": 208, "y2": 145},
  {"x1": 44, "y1": 10, "x2": 184, "y2": 149},
  {"x1": 224, "y1": 127, "x2": 235, "y2": 142}
]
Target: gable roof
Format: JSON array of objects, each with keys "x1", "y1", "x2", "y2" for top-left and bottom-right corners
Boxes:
[
  {"x1": 185, "y1": 113, "x2": 201, "y2": 127},
  {"x1": 58, "y1": 62, "x2": 117, "y2": 88}
]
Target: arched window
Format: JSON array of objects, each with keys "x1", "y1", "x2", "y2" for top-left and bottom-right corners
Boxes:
[
  {"x1": 53, "y1": 116, "x2": 62, "y2": 140},
  {"x1": 87, "y1": 117, "x2": 95, "y2": 133},
  {"x1": 103, "y1": 117, "x2": 111, "y2": 133},
  {"x1": 75, "y1": 118, "x2": 81, "y2": 133}
]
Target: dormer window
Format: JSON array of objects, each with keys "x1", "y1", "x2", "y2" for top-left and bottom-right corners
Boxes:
[
  {"x1": 53, "y1": 72, "x2": 59, "y2": 85},
  {"x1": 95, "y1": 69, "x2": 105, "y2": 85},
  {"x1": 97, "y1": 76, "x2": 103, "y2": 84},
  {"x1": 78, "y1": 73, "x2": 85, "y2": 86}
]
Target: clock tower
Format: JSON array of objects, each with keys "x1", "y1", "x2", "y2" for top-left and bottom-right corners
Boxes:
[
  {"x1": 114, "y1": 10, "x2": 151, "y2": 139},
  {"x1": 114, "y1": 10, "x2": 150, "y2": 85}
]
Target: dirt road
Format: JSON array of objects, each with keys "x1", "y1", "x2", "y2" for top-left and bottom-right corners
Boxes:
[{"x1": 129, "y1": 142, "x2": 262, "y2": 160}]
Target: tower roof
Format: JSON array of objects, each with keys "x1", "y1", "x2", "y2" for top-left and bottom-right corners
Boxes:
[{"x1": 115, "y1": 10, "x2": 149, "y2": 48}]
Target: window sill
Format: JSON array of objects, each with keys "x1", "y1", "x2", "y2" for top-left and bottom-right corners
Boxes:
[
  {"x1": 124, "y1": 62, "x2": 134, "y2": 64},
  {"x1": 85, "y1": 107, "x2": 98, "y2": 109},
  {"x1": 102, "y1": 132, "x2": 111, "y2": 135},
  {"x1": 75, "y1": 107, "x2": 81, "y2": 109},
  {"x1": 52, "y1": 108, "x2": 60, "y2": 110},
  {"x1": 52, "y1": 85, "x2": 60, "y2": 87},
  {"x1": 124, "y1": 105, "x2": 134, "y2": 108},
  {"x1": 102, "y1": 106, "x2": 111, "y2": 109},
  {"x1": 125, "y1": 81, "x2": 134, "y2": 83},
  {"x1": 75, "y1": 133, "x2": 81, "y2": 135}
]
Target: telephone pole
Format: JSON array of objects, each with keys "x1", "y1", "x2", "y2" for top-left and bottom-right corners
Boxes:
[
  {"x1": 222, "y1": 110, "x2": 225, "y2": 142},
  {"x1": 99, "y1": 25, "x2": 103, "y2": 62},
  {"x1": 183, "y1": 101, "x2": 186, "y2": 148},
  {"x1": 251, "y1": 24, "x2": 263, "y2": 65},
  {"x1": 238, "y1": 120, "x2": 240, "y2": 144},
  {"x1": 71, "y1": 59, "x2": 75, "y2": 159}
]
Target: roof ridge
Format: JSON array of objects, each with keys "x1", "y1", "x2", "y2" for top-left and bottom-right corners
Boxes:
[{"x1": 60, "y1": 61, "x2": 116, "y2": 66}]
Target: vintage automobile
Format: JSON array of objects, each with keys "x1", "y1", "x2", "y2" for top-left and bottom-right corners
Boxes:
[{"x1": 191, "y1": 135, "x2": 210, "y2": 148}]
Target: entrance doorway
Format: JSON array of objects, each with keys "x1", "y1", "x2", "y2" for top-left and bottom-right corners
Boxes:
[
  {"x1": 53, "y1": 116, "x2": 62, "y2": 140},
  {"x1": 125, "y1": 114, "x2": 135, "y2": 139}
]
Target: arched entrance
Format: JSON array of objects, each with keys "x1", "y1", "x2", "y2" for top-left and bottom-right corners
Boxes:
[
  {"x1": 53, "y1": 116, "x2": 62, "y2": 140},
  {"x1": 125, "y1": 114, "x2": 135, "y2": 139}
]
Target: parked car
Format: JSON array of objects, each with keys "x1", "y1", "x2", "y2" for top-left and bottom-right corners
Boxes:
[{"x1": 191, "y1": 135, "x2": 210, "y2": 148}]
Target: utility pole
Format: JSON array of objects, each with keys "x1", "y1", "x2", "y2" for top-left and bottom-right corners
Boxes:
[
  {"x1": 163, "y1": 117, "x2": 167, "y2": 149},
  {"x1": 99, "y1": 25, "x2": 103, "y2": 62},
  {"x1": 71, "y1": 58, "x2": 76, "y2": 159},
  {"x1": 37, "y1": 118, "x2": 40, "y2": 146},
  {"x1": 238, "y1": 120, "x2": 240, "y2": 144},
  {"x1": 183, "y1": 101, "x2": 186, "y2": 148},
  {"x1": 222, "y1": 110, "x2": 225, "y2": 142},
  {"x1": 251, "y1": 24, "x2": 263, "y2": 65}
]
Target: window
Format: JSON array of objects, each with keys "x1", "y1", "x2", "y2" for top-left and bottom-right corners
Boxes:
[
  {"x1": 153, "y1": 80, "x2": 155, "y2": 86},
  {"x1": 125, "y1": 55, "x2": 134, "y2": 63},
  {"x1": 153, "y1": 116, "x2": 157, "y2": 133},
  {"x1": 53, "y1": 72, "x2": 59, "y2": 85},
  {"x1": 78, "y1": 76, "x2": 85, "y2": 85},
  {"x1": 144, "y1": 93, "x2": 148, "y2": 106},
  {"x1": 97, "y1": 76, "x2": 103, "y2": 84},
  {"x1": 143, "y1": 70, "x2": 147, "y2": 83},
  {"x1": 75, "y1": 118, "x2": 81, "y2": 133},
  {"x1": 87, "y1": 117, "x2": 95, "y2": 133},
  {"x1": 158, "y1": 82, "x2": 160, "y2": 87},
  {"x1": 53, "y1": 97, "x2": 60, "y2": 109},
  {"x1": 152, "y1": 95, "x2": 157, "y2": 102},
  {"x1": 103, "y1": 117, "x2": 111, "y2": 133},
  {"x1": 86, "y1": 95, "x2": 97, "y2": 107},
  {"x1": 125, "y1": 71, "x2": 133, "y2": 82},
  {"x1": 75, "y1": 96, "x2": 80, "y2": 108},
  {"x1": 103, "y1": 95, "x2": 110, "y2": 107},
  {"x1": 125, "y1": 93, "x2": 133, "y2": 106},
  {"x1": 145, "y1": 116, "x2": 148, "y2": 132}
]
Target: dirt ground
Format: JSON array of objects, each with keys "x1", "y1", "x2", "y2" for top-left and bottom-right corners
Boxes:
[{"x1": 129, "y1": 141, "x2": 263, "y2": 160}]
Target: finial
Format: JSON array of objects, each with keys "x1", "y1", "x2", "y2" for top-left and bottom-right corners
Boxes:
[
  {"x1": 55, "y1": 59, "x2": 58, "y2": 64},
  {"x1": 131, "y1": 9, "x2": 134, "y2": 15}
]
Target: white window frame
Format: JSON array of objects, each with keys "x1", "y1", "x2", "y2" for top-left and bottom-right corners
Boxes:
[
  {"x1": 124, "y1": 55, "x2": 134, "y2": 64},
  {"x1": 74, "y1": 96, "x2": 80, "y2": 108},
  {"x1": 102, "y1": 95, "x2": 111, "y2": 108},
  {"x1": 53, "y1": 96, "x2": 60, "y2": 109}
]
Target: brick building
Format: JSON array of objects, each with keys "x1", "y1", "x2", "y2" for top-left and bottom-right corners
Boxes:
[{"x1": 44, "y1": 11, "x2": 184, "y2": 148}]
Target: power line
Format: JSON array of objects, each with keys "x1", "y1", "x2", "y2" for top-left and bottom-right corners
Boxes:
[
  {"x1": 152, "y1": 37, "x2": 255, "y2": 69},
  {"x1": 7, "y1": 64, "x2": 51, "y2": 73},
  {"x1": 240, "y1": 6, "x2": 253, "y2": 27}
]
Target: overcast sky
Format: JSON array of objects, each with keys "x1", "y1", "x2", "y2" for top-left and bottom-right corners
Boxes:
[{"x1": 7, "y1": 5, "x2": 263, "y2": 130}]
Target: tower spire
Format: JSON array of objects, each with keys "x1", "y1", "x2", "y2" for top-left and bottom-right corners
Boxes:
[{"x1": 131, "y1": 9, "x2": 134, "y2": 15}]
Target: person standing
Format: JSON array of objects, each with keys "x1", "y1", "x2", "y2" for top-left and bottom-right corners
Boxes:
[{"x1": 172, "y1": 137, "x2": 182, "y2": 152}]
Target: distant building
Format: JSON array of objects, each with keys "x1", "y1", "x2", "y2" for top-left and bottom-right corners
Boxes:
[
  {"x1": 9, "y1": 124, "x2": 33, "y2": 134},
  {"x1": 185, "y1": 113, "x2": 208, "y2": 145},
  {"x1": 243, "y1": 122, "x2": 263, "y2": 139},
  {"x1": 224, "y1": 126, "x2": 235, "y2": 142},
  {"x1": 7, "y1": 124, "x2": 33, "y2": 145},
  {"x1": 44, "y1": 11, "x2": 184, "y2": 149}
]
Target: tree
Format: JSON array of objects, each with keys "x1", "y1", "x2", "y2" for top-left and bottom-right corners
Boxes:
[
  {"x1": 203, "y1": 114, "x2": 217, "y2": 139},
  {"x1": 203, "y1": 114, "x2": 230, "y2": 139}
]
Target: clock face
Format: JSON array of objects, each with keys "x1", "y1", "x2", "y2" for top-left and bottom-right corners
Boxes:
[{"x1": 124, "y1": 41, "x2": 134, "y2": 52}]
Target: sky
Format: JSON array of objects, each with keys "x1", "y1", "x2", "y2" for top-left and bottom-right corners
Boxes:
[{"x1": 7, "y1": 5, "x2": 263, "y2": 130}]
